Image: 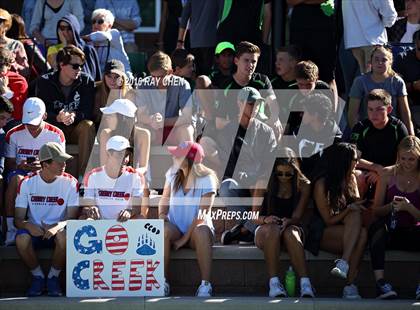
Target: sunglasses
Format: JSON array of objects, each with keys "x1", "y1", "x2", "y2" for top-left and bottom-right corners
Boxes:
[
  {"x1": 58, "y1": 25, "x2": 71, "y2": 32},
  {"x1": 68, "y1": 63, "x2": 83, "y2": 70},
  {"x1": 276, "y1": 172, "x2": 294, "y2": 177},
  {"x1": 92, "y1": 18, "x2": 105, "y2": 25}
]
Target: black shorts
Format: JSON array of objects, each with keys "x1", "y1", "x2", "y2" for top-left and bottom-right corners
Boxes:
[{"x1": 290, "y1": 28, "x2": 337, "y2": 83}]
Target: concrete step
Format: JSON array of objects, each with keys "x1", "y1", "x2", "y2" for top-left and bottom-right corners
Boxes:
[{"x1": 0, "y1": 297, "x2": 418, "y2": 310}]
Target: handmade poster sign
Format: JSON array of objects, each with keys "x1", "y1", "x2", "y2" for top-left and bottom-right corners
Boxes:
[{"x1": 66, "y1": 220, "x2": 164, "y2": 297}]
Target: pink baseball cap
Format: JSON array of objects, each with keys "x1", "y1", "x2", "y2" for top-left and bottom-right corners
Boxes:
[{"x1": 168, "y1": 141, "x2": 205, "y2": 163}]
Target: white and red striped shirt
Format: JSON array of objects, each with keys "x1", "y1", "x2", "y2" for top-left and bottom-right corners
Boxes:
[
  {"x1": 83, "y1": 166, "x2": 144, "y2": 220},
  {"x1": 5, "y1": 122, "x2": 65, "y2": 165}
]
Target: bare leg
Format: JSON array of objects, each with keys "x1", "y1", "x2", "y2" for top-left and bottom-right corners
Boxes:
[
  {"x1": 51, "y1": 230, "x2": 66, "y2": 270},
  {"x1": 133, "y1": 126, "x2": 151, "y2": 170},
  {"x1": 189, "y1": 225, "x2": 213, "y2": 281},
  {"x1": 283, "y1": 226, "x2": 309, "y2": 278},
  {"x1": 255, "y1": 224, "x2": 281, "y2": 278},
  {"x1": 163, "y1": 222, "x2": 182, "y2": 279},
  {"x1": 16, "y1": 233, "x2": 39, "y2": 269},
  {"x1": 342, "y1": 211, "x2": 362, "y2": 262},
  {"x1": 347, "y1": 227, "x2": 367, "y2": 284}
]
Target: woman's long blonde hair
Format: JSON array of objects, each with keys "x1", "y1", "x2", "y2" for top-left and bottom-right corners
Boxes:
[
  {"x1": 371, "y1": 46, "x2": 397, "y2": 77},
  {"x1": 395, "y1": 136, "x2": 420, "y2": 174}
]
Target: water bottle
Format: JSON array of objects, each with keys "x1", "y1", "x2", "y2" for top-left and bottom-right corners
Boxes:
[{"x1": 285, "y1": 266, "x2": 296, "y2": 297}]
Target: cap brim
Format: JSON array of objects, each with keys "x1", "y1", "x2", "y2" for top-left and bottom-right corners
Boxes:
[
  {"x1": 53, "y1": 153, "x2": 73, "y2": 163},
  {"x1": 107, "y1": 69, "x2": 126, "y2": 76},
  {"x1": 100, "y1": 106, "x2": 115, "y2": 114},
  {"x1": 22, "y1": 115, "x2": 43, "y2": 125},
  {"x1": 215, "y1": 47, "x2": 235, "y2": 55},
  {"x1": 167, "y1": 146, "x2": 178, "y2": 156}
]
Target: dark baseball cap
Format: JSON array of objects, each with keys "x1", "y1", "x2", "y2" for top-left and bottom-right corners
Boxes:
[{"x1": 104, "y1": 59, "x2": 125, "y2": 76}]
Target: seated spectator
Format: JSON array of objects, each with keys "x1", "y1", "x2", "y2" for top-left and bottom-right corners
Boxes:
[
  {"x1": 394, "y1": 30, "x2": 420, "y2": 124},
  {"x1": 93, "y1": 59, "x2": 134, "y2": 126},
  {"x1": 348, "y1": 46, "x2": 414, "y2": 135},
  {"x1": 94, "y1": 0, "x2": 141, "y2": 53},
  {"x1": 14, "y1": 142, "x2": 78, "y2": 297},
  {"x1": 291, "y1": 93, "x2": 342, "y2": 181},
  {"x1": 0, "y1": 97, "x2": 13, "y2": 234},
  {"x1": 29, "y1": 45, "x2": 96, "y2": 181},
  {"x1": 7, "y1": 14, "x2": 51, "y2": 81},
  {"x1": 308, "y1": 143, "x2": 367, "y2": 299},
  {"x1": 4, "y1": 97, "x2": 65, "y2": 246},
  {"x1": 83, "y1": 9, "x2": 132, "y2": 78},
  {"x1": 82, "y1": 136, "x2": 146, "y2": 221},
  {"x1": 216, "y1": 41, "x2": 280, "y2": 136},
  {"x1": 171, "y1": 48, "x2": 195, "y2": 87},
  {"x1": 208, "y1": 41, "x2": 235, "y2": 88},
  {"x1": 350, "y1": 89, "x2": 408, "y2": 199},
  {"x1": 136, "y1": 51, "x2": 194, "y2": 145},
  {"x1": 387, "y1": 0, "x2": 420, "y2": 43},
  {"x1": 47, "y1": 14, "x2": 101, "y2": 81},
  {"x1": 98, "y1": 98, "x2": 150, "y2": 174},
  {"x1": 206, "y1": 87, "x2": 276, "y2": 244},
  {"x1": 159, "y1": 141, "x2": 217, "y2": 296},
  {"x1": 254, "y1": 149, "x2": 315, "y2": 298},
  {"x1": 285, "y1": 61, "x2": 332, "y2": 135},
  {"x1": 342, "y1": 0, "x2": 397, "y2": 73},
  {"x1": 0, "y1": 8, "x2": 30, "y2": 77},
  {"x1": 30, "y1": 0, "x2": 84, "y2": 48},
  {"x1": 0, "y1": 48, "x2": 28, "y2": 126},
  {"x1": 271, "y1": 45, "x2": 301, "y2": 90},
  {"x1": 369, "y1": 136, "x2": 420, "y2": 299}
]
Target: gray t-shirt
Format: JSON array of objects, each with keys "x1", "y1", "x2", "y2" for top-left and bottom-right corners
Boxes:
[
  {"x1": 349, "y1": 72, "x2": 407, "y2": 120},
  {"x1": 137, "y1": 75, "x2": 192, "y2": 119}
]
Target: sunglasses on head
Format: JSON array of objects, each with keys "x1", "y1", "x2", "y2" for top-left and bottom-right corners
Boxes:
[
  {"x1": 68, "y1": 63, "x2": 83, "y2": 70},
  {"x1": 58, "y1": 25, "x2": 71, "y2": 32},
  {"x1": 92, "y1": 18, "x2": 105, "y2": 25}
]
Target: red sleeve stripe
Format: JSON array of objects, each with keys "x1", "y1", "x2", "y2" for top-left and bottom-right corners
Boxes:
[
  {"x1": 5, "y1": 124, "x2": 26, "y2": 144},
  {"x1": 17, "y1": 172, "x2": 38, "y2": 194},
  {"x1": 83, "y1": 167, "x2": 103, "y2": 187},
  {"x1": 44, "y1": 123, "x2": 66, "y2": 143}
]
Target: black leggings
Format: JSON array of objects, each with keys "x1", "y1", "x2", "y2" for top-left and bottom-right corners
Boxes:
[{"x1": 368, "y1": 217, "x2": 420, "y2": 271}]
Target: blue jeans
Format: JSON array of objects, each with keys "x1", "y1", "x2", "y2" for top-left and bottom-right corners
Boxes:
[{"x1": 219, "y1": 179, "x2": 258, "y2": 234}]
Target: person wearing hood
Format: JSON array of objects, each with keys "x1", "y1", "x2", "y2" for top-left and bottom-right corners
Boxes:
[{"x1": 47, "y1": 14, "x2": 101, "y2": 82}]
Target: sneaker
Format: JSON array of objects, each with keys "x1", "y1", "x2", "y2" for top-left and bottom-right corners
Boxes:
[
  {"x1": 196, "y1": 281, "x2": 212, "y2": 297},
  {"x1": 300, "y1": 282, "x2": 315, "y2": 298},
  {"x1": 221, "y1": 224, "x2": 243, "y2": 245},
  {"x1": 27, "y1": 276, "x2": 45, "y2": 297},
  {"x1": 343, "y1": 284, "x2": 361, "y2": 299},
  {"x1": 376, "y1": 282, "x2": 397, "y2": 299},
  {"x1": 331, "y1": 259, "x2": 349, "y2": 279},
  {"x1": 238, "y1": 230, "x2": 254, "y2": 245},
  {"x1": 47, "y1": 276, "x2": 63, "y2": 297},
  {"x1": 416, "y1": 284, "x2": 420, "y2": 300},
  {"x1": 5, "y1": 229, "x2": 16, "y2": 246},
  {"x1": 269, "y1": 280, "x2": 287, "y2": 298},
  {"x1": 164, "y1": 281, "x2": 170, "y2": 297}
]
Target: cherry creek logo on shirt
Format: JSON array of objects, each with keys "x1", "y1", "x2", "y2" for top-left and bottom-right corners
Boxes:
[
  {"x1": 18, "y1": 149, "x2": 39, "y2": 155},
  {"x1": 98, "y1": 190, "x2": 131, "y2": 201},
  {"x1": 30, "y1": 196, "x2": 65, "y2": 205}
]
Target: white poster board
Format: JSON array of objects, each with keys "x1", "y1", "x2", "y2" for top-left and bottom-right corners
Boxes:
[{"x1": 66, "y1": 220, "x2": 164, "y2": 297}]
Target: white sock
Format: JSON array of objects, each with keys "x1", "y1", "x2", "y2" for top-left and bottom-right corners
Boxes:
[
  {"x1": 269, "y1": 276, "x2": 281, "y2": 285},
  {"x1": 300, "y1": 277, "x2": 311, "y2": 287},
  {"x1": 48, "y1": 266, "x2": 61, "y2": 279},
  {"x1": 31, "y1": 266, "x2": 44, "y2": 278},
  {"x1": 201, "y1": 280, "x2": 210, "y2": 286},
  {"x1": 7, "y1": 217, "x2": 16, "y2": 231}
]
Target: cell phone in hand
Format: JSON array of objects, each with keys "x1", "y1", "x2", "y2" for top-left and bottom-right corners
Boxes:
[{"x1": 393, "y1": 196, "x2": 404, "y2": 202}]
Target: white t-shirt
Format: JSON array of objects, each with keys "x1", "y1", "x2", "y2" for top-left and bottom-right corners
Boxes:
[
  {"x1": 5, "y1": 123, "x2": 66, "y2": 165},
  {"x1": 401, "y1": 22, "x2": 420, "y2": 43},
  {"x1": 15, "y1": 172, "x2": 79, "y2": 226},
  {"x1": 84, "y1": 166, "x2": 144, "y2": 219},
  {"x1": 166, "y1": 168, "x2": 216, "y2": 234}
]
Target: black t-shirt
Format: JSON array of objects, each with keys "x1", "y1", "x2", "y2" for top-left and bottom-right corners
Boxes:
[
  {"x1": 209, "y1": 68, "x2": 232, "y2": 89},
  {"x1": 217, "y1": 0, "x2": 271, "y2": 45},
  {"x1": 394, "y1": 49, "x2": 420, "y2": 105},
  {"x1": 290, "y1": 3, "x2": 335, "y2": 30},
  {"x1": 350, "y1": 116, "x2": 408, "y2": 167},
  {"x1": 270, "y1": 75, "x2": 296, "y2": 90},
  {"x1": 216, "y1": 72, "x2": 274, "y2": 121},
  {"x1": 285, "y1": 81, "x2": 332, "y2": 135},
  {"x1": 294, "y1": 120, "x2": 342, "y2": 180}
]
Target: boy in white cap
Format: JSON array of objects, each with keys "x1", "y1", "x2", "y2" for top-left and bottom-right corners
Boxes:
[
  {"x1": 4, "y1": 97, "x2": 65, "y2": 245},
  {"x1": 14, "y1": 142, "x2": 79, "y2": 297},
  {"x1": 82, "y1": 135, "x2": 147, "y2": 221}
]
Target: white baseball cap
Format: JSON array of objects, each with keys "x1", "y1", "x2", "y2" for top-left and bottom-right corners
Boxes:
[
  {"x1": 22, "y1": 97, "x2": 46, "y2": 125},
  {"x1": 100, "y1": 99, "x2": 137, "y2": 118},
  {"x1": 106, "y1": 135, "x2": 131, "y2": 151}
]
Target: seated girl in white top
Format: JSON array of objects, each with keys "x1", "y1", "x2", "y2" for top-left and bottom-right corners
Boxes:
[{"x1": 159, "y1": 141, "x2": 218, "y2": 297}]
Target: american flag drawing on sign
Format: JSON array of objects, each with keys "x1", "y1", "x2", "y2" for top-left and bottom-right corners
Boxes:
[{"x1": 106, "y1": 225, "x2": 129, "y2": 255}]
